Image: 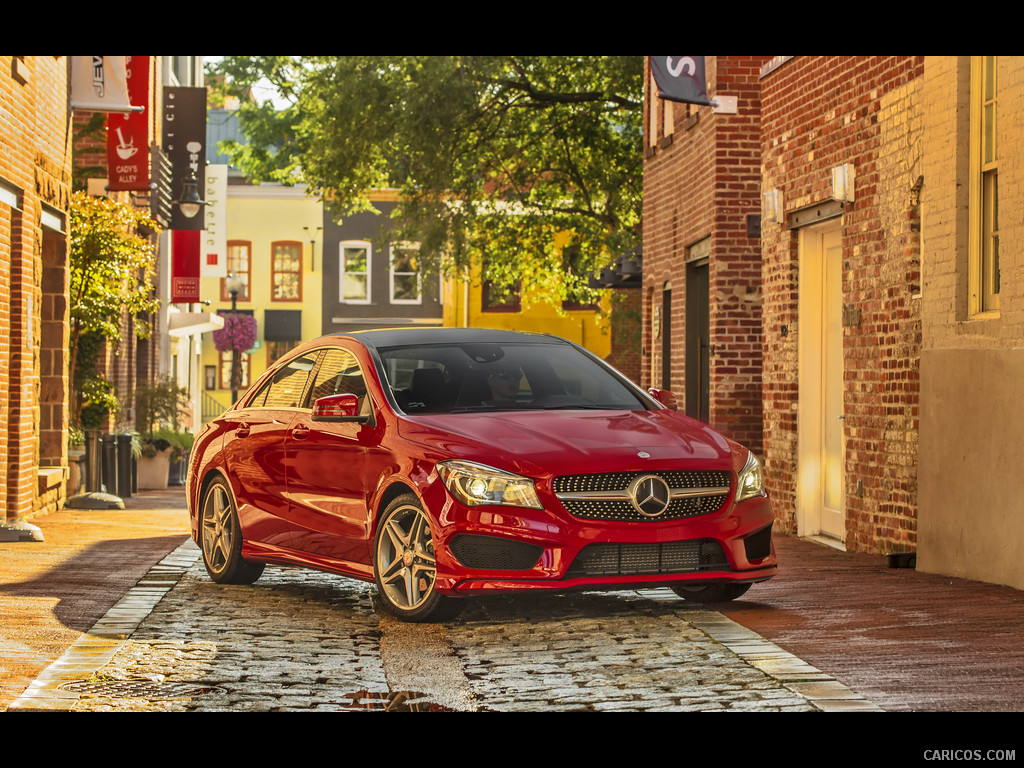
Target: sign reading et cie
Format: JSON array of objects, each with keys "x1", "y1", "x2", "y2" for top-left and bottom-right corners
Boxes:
[{"x1": 162, "y1": 86, "x2": 206, "y2": 231}]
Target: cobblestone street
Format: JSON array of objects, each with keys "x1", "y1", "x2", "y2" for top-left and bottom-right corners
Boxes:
[{"x1": 13, "y1": 541, "x2": 876, "y2": 712}]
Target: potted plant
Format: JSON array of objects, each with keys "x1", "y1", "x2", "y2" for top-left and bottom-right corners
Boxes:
[
  {"x1": 135, "y1": 376, "x2": 191, "y2": 490},
  {"x1": 67, "y1": 426, "x2": 87, "y2": 496}
]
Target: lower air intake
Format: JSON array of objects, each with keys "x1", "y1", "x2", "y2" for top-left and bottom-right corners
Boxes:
[
  {"x1": 449, "y1": 534, "x2": 544, "y2": 571},
  {"x1": 566, "y1": 539, "x2": 728, "y2": 578}
]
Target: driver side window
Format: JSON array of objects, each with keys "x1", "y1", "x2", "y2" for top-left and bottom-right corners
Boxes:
[
  {"x1": 308, "y1": 348, "x2": 369, "y2": 411},
  {"x1": 250, "y1": 353, "x2": 318, "y2": 409}
]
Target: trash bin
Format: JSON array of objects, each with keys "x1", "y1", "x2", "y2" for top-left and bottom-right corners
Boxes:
[
  {"x1": 100, "y1": 433, "x2": 118, "y2": 495},
  {"x1": 117, "y1": 433, "x2": 133, "y2": 498}
]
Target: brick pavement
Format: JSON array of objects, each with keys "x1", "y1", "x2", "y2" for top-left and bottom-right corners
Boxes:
[
  {"x1": 0, "y1": 488, "x2": 190, "y2": 710},
  {"x1": 3, "y1": 488, "x2": 1024, "y2": 713}
]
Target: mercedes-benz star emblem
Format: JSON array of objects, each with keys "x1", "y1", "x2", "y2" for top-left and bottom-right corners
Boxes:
[{"x1": 629, "y1": 474, "x2": 671, "y2": 517}]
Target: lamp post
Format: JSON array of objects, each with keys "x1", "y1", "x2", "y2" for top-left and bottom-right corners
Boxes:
[{"x1": 225, "y1": 272, "x2": 244, "y2": 404}]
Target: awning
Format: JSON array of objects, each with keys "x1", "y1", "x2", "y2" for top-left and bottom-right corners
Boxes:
[{"x1": 168, "y1": 311, "x2": 225, "y2": 337}]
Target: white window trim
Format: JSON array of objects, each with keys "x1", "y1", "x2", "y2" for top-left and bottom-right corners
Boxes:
[
  {"x1": 339, "y1": 240, "x2": 372, "y2": 305},
  {"x1": 389, "y1": 241, "x2": 422, "y2": 305}
]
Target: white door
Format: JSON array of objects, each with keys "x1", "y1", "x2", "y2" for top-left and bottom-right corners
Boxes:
[{"x1": 798, "y1": 226, "x2": 845, "y2": 542}]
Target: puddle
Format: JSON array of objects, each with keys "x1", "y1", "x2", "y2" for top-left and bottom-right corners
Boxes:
[{"x1": 340, "y1": 690, "x2": 454, "y2": 712}]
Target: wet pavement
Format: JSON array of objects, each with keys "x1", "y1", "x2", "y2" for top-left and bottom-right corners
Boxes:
[{"x1": 3, "y1": 488, "x2": 1024, "y2": 717}]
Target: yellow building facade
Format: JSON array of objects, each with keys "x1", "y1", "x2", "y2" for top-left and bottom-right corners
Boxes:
[
  {"x1": 442, "y1": 231, "x2": 613, "y2": 359},
  {"x1": 200, "y1": 184, "x2": 323, "y2": 417}
]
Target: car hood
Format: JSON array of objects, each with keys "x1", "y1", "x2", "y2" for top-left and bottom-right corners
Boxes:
[{"x1": 397, "y1": 409, "x2": 737, "y2": 478}]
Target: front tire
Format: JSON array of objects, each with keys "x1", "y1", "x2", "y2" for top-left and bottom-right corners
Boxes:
[
  {"x1": 373, "y1": 494, "x2": 460, "y2": 622},
  {"x1": 200, "y1": 477, "x2": 265, "y2": 585},
  {"x1": 671, "y1": 583, "x2": 751, "y2": 603}
]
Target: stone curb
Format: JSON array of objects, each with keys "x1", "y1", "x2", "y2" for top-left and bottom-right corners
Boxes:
[
  {"x1": 637, "y1": 590, "x2": 883, "y2": 711},
  {"x1": 7, "y1": 541, "x2": 201, "y2": 712}
]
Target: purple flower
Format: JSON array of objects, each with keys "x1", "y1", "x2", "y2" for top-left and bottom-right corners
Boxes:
[{"x1": 213, "y1": 312, "x2": 258, "y2": 352}]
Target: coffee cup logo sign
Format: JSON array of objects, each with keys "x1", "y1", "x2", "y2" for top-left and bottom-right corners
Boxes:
[{"x1": 106, "y1": 56, "x2": 150, "y2": 191}]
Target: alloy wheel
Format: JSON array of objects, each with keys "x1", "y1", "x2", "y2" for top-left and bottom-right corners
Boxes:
[{"x1": 376, "y1": 504, "x2": 437, "y2": 611}]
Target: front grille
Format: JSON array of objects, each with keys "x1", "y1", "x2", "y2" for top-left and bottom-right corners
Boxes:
[
  {"x1": 553, "y1": 470, "x2": 731, "y2": 522},
  {"x1": 566, "y1": 538, "x2": 728, "y2": 578},
  {"x1": 449, "y1": 534, "x2": 544, "y2": 571}
]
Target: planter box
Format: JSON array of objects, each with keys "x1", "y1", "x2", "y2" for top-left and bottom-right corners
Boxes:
[{"x1": 137, "y1": 448, "x2": 173, "y2": 490}]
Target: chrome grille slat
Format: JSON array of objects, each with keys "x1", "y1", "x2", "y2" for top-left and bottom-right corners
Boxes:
[{"x1": 553, "y1": 470, "x2": 731, "y2": 522}]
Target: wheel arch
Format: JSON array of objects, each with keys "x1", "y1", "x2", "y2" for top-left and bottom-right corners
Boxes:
[
  {"x1": 373, "y1": 480, "x2": 420, "y2": 533},
  {"x1": 196, "y1": 467, "x2": 237, "y2": 534}
]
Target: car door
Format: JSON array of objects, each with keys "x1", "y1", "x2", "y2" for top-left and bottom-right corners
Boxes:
[
  {"x1": 285, "y1": 346, "x2": 381, "y2": 567},
  {"x1": 221, "y1": 351, "x2": 317, "y2": 547}
]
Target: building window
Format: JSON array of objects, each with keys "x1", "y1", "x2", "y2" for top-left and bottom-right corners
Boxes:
[
  {"x1": 221, "y1": 241, "x2": 251, "y2": 302},
  {"x1": 482, "y1": 281, "x2": 520, "y2": 312},
  {"x1": 340, "y1": 241, "x2": 371, "y2": 303},
  {"x1": 562, "y1": 246, "x2": 598, "y2": 311},
  {"x1": 481, "y1": 260, "x2": 521, "y2": 312},
  {"x1": 219, "y1": 350, "x2": 250, "y2": 390},
  {"x1": 266, "y1": 339, "x2": 300, "y2": 365},
  {"x1": 271, "y1": 241, "x2": 302, "y2": 301},
  {"x1": 390, "y1": 242, "x2": 421, "y2": 304},
  {"x1": 970, "y1": 55, "x2": 999, "y2": 316}
]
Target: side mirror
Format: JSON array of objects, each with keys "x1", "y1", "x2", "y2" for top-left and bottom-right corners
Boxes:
[
  {"x1": 647, "y1": 387, "x2": 678, "y2": 410},
  {"x1": 312, "y1": 393, "x2": 368, "y2": 423}
]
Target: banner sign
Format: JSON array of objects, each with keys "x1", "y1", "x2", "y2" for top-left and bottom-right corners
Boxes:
[
  {"x1": 202, "y1": 164, "x2": 228, "y2": 277},
  {"x1": 171, "y1": 229, "x2": 202, "y2": 304},
  {"x1": 162, "y1": 86, "x2": 207, "y2": 230},
  {"x1": 650, "y1": 56, "x2": 715, "y2": 106},
  {"x1": 70, "y1": 56, "x2": 141, "y2": 113},
  {"x1": 106, "y1": 56, "x2": 150, "y2": 191}
]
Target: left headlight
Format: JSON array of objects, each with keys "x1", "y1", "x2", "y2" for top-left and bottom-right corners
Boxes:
[
  {"x1": 437, "y1": 460, "x2": 543, "y2": 509},
  {"x1": 735, "y1": 451, "x2": 767, "y2": 503}
]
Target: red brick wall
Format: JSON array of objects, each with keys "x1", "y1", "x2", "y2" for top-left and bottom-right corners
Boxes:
[
  {"x1": 1, "y1": 56, "x2": 73, "y2": 521},
  {"x1": 642, "y1": 56, "x2": 768, "y2": 454},
  {"x1": 760, "y1": 56, "x2": 923, "y2": 551}
]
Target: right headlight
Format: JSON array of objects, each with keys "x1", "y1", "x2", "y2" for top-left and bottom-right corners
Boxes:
[
  {"x1": 735, "y1": 451, "x2": 767, "y2": 502},
  {"x1": 436, "y1": 460, "x2": 543, "y2": 509}
]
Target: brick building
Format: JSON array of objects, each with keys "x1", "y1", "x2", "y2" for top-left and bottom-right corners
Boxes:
[
  {"x1": 642, "y1": 56, "x2": 767, "y2": 454},
  {"x1": 644, "y1": 56, "x2": 926, "y2": 556},
  {"x1": 1, "y1": 56, "x2": 73, "y2": 528},
  {"x1": 759, "y1": 56, "x2": 924, "y2": 552},
  {"x1": 646, "y1": 56, "x2": 1024, "y2": 593}
]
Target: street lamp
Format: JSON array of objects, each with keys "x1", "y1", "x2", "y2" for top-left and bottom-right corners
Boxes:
[
  {"x1": 225, "y1": 272, "x2": 245, "y2": 404},
  {"x1": 174, "y1": 170, "x2": 207, "y2": 219}
]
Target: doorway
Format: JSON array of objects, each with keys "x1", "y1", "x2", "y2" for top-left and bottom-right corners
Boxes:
[
  {"x1": 686, "y1": 258, "x2": 710, "y2": 423},
  {"x1": 661, "y1": 286, "x2": 672, "y2": 389},
  {"x1": 798, "y1": 226, "x2": 845, "y2": 543}
]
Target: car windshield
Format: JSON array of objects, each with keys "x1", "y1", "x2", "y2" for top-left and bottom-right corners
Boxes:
[{"x1": 377, "y1": 341, "x2": 649, "y2": 414}]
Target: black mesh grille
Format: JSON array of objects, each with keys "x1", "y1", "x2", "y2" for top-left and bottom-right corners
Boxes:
[
  {"x1": 553, "y1": 470, "x2": 731, "y2": 522},
  {"x1": 566, "y1": 538, "x2": 728, "y2": 578},
  {"x1": 449, "y1": 534, "x2": 544, "y2": 571}
]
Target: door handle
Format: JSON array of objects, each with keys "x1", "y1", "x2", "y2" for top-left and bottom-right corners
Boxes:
[
  {"x1": 291, "y1": 424, "x2": 310, "y2": 440},
  {"x1": 235, "y1": 424, "x2": 251, "y2": 438}
]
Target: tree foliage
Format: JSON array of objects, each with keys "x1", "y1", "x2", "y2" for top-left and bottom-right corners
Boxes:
[
  {"x1": 208, "y1": 56, "x2": 643, "y2": 307},
  {"x1": 68, "y1": 191, "x2": 161, "y2": 426}
]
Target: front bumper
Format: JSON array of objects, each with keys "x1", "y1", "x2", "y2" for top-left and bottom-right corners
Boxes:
[{"x1": 421, "y1": 478, "x2": 778, "y2": 596}]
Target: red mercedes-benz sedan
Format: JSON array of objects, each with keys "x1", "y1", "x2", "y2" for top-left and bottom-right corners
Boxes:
[{"x1": 186, "y1": 328, "x2": 776, "y2": 621}]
